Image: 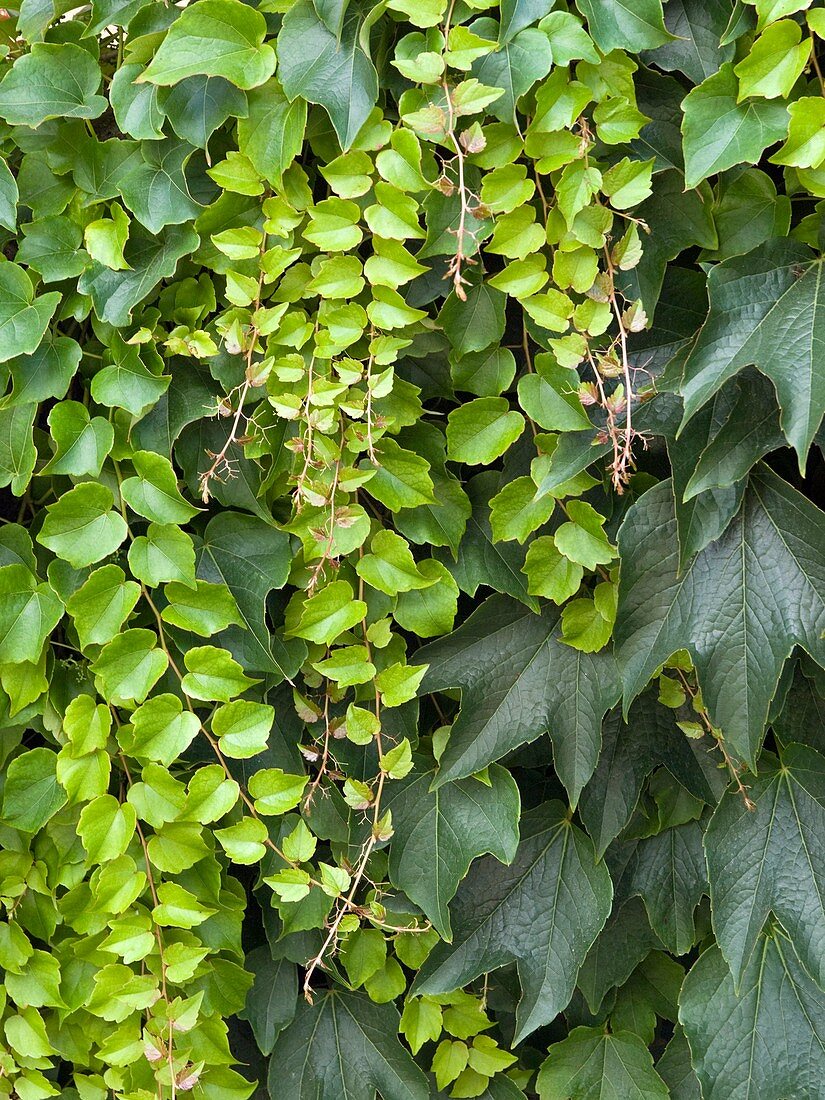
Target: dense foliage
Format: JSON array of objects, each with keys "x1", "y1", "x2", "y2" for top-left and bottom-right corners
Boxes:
[{"x1": 0, "y1": 0, "x2": 824, "y2": 1096}]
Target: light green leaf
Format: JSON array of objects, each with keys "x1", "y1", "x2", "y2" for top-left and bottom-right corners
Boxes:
[
  {"x1": 118, "y1": 694, "x2": 200, "y2": 767},
  {"x1": 181, "y1": 644, "x2": 259, "y2": 701},
  {"x1": 447, "y1": 397, "x2": 525, "y2": 465},
  {"x1": 42, "y1": 401, "x2": 114, "y2": 477},
  {"x1": 0, "y1": 564, "x2": 62, "y2": 664},
  {"x1": 129, "y1": 523, "x2": 197, "y2": 588},
  {"x1": 122, "y1": 450, "x2": 200, "y2": 524},
  {"x1": 37, "y1": 483, "x2": 128, "y2": 568},
  {"x1": 248, "y1": 768, "x2": 307, "y2": 815},
  {"x1": 734, "y1": 19, "x2": 811, "y2": 100},
  {"x1": 161, "y1": 579, "x2": 242, "y2": 637},
  {"x1": 681, "y1": 63, "x2": 789, "y2": 188},
  {"x1": 91, "y1": 628, "x2": 169, "y2": 705},
  {"x1": 0, "y1": 262, "x2": 60, "y2": 364},
  {"x1": 141, "y1": 0, "x2": 276, "y2": 89},
  {"x1": 2, "y1": 747, "x2": 66, "y2": 833},
  {"x1": 66, "y1": 564, "x2": 141, "y2": 649},
  {"x1": 0, "y1": 43, "x2": 106, "y2": 125},
  {"x1": 238, "y1": 79, "x2": 306, "y2": 186},
  {"x1": 362, "y1": 438, "x2": 436, "y2": 510}
]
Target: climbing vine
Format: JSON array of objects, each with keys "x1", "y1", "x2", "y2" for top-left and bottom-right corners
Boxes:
[{"x1": 0, "y1": 0, "x2": 824, "y2": 1097}]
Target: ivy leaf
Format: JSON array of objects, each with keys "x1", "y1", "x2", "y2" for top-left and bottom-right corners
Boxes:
[
  {"x1": 278, "y1": 1, "x2": 378, "y2": 150},
  {"x1": 446, "y1": 398, "x2": 524, "y2": 465},
  {"x1": 132, "y1": 363, "x2": 216, "y2": 457},
  {"x1": 667, "y1": 386, "x2": 746, "y2": 566},
  {"x1": 682, "y1": 371, "x2": 784, "y2": 503},
  {"x1": 615, "y1": 468, "x2": 825, "y2": 766},
  {"x1": 0, "y1": 263, "x2": 60, "y2": 364},
  {"x1": 195, "y1": 511, "x2": 296, "y2": 677},
  {"x1": 655, "y1": 1027, "x2": 702, "y2": 1100},
  {"x1": 383, "y1": 762, "x2": 520, "y2": 939},
  {"x1": 159, "y1": 75, "x2": 248, "y2": 150},
  {"x1": 440, "y1": 285, "x2": 506, "y2": 358},
  {"x1": 119, "y1": 139, "x2": 202, "y2": 234},
  {"x1": 2, "y1": 747, "x2": 66, "y2": 833},
  {"x1": 621, "y1": 820, "x2": 707, "y2": 955},
  {"x1": 577, "y1": 895, "x2": 665, "y2": 1015},
  {"x1": 2, "y1": 334, "x2": 81, "y2": 409},
  {"x1": 90, "y1": 629, "x2": 168, "y2": 705},
  {"x1": 679, "y1": 239, "x2": 825, "y2": 465},
  {"x1": 679, "y1": 935, "x2": 825, "y2": 1100},
  {"x1": 419, "y1": 594, "x2": 620, "y2": 805},
  {"x1": 42, "y1": 401, "x2": 114, "y2": 477},
  {"x1": 574, "y1": 0, "x2": 673, "y2": 52},
  {"x1": 499, "y1": 0, "x2": 556, "y2": 43},
  {"x1": 437, "y1": 472, "x2": 537, "y2": 609},
  {"x1": 66, "y1": 565, "x2": 141, "y2": 649},
  {"x1": 91, "y1": 337, "x2": 170, "y2": 419},
  {"x1": 414, "y1": 804, "x2": 612, "y2": 1044},
  {"x1": 109, "y1": 64, "x2": 165, "y2": 141},
  {"x1": 129, "y1": 523, "x2": 196, "y2": 589},
  {"x1": 0, "y1": 564, "x2": 63, "y2": 664},
  {"x1": 118, "y1": 694, "x2": 200, "y2": 767},
  {"x1": 362, "y1": 438, "x2": 436, "y2": 510},
  {"x1": 121, "y1": 450, "x2": 200, "y2": 525},
  {"x1": 643, "y1": 0, "x2": 735, "y2": 85},
  {"x1": 704, "y1": 743, "x2": 825, "y2": 989},
  {"x1": 0, "y1": 43, "x2": 106, "y2": 126},
  {"x1": 37, "y1": 483, "x2": 128, "y2": 568},
  {"x1": 537, "y1": 1027, "x2": 669, "y2": 1099},
  {"x1": 267, "y1": 990, "x2": 429, "y2": 1100},
  {"x1": 579, "y1": 698, "x2": 725, "y2": 857},
  {"x1": 17, "y1": 214, "x2": 86, "y2": 283},
  {"x1": 681, "y1": 63, "x2": 789, "y2": 188},
  {"x1": 470, "y1": 22, "x2": 553, "y2": 122},
  {"x1": 0, "y1": 404, "x2": 36, "y2": 496},
  {"x1": 393, "y1": 423, "x2": 472, "y2": 557},
  {"x1": 705, "y1": 167, "x2": 790, "y2": 262},
  {"x1": 240, "y1": 948, "x2": 297, "y2": 1056},
  {"x1": 0, "y1": 157, "x2": 18, "y2": 231},
  {"x1": 79, "y1": 223, "x2": 199, "y2": 327},
  {"x1": 238, "y1": 79, "x2": 306, "y2": 186},
  {"x1": 161, "y1": 580, "x2": 242, "y2": 637},
  {"x1": 733, "y1": 19, "x2": 811, "y2": 102},
  {"x1": 140, "y1": 0, "x2": 276, "y2": 89}
]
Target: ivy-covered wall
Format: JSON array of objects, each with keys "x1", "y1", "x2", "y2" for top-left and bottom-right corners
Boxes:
[{"x1": 0, "y1": 0, "x2": 824, "y2": 1097}]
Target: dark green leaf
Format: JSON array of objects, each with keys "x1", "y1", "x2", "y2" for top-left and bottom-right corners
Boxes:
[
  {"x1": 704, "y1": 742, "x2": 825, "y2": 988},
  {"x1": 615, "y1": 468, "x2": 825, "y2": 765},
  {"x1": 537, "y1": 1027, "x2": 669, "y2": 1099},
  {"x1": 267, "y1": 990, "x2": 429, "y2": 1099},
  {"x1": 679, "y1": 935, "x2": 825, "y2": 1100},
  {"x1": 420, "y1": 594, "x2": 620, "y2": 804},
  {"x1": 278, "y1": 1, "x2": 378, "y2": 150},
  {"x1": 384, "y1": 762, "x2": 520, "y2": 938},
  {"x1": 680, "y1": 239, "x2": 825, "y2": 464},
  {"x1": 414, "y1": 804, "x2": 613, "y2": 1043}
]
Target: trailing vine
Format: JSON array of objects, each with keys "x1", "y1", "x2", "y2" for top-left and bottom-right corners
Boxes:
[{"x1": 0, "y1": 1, "x2": 823, "y2": 1098}]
